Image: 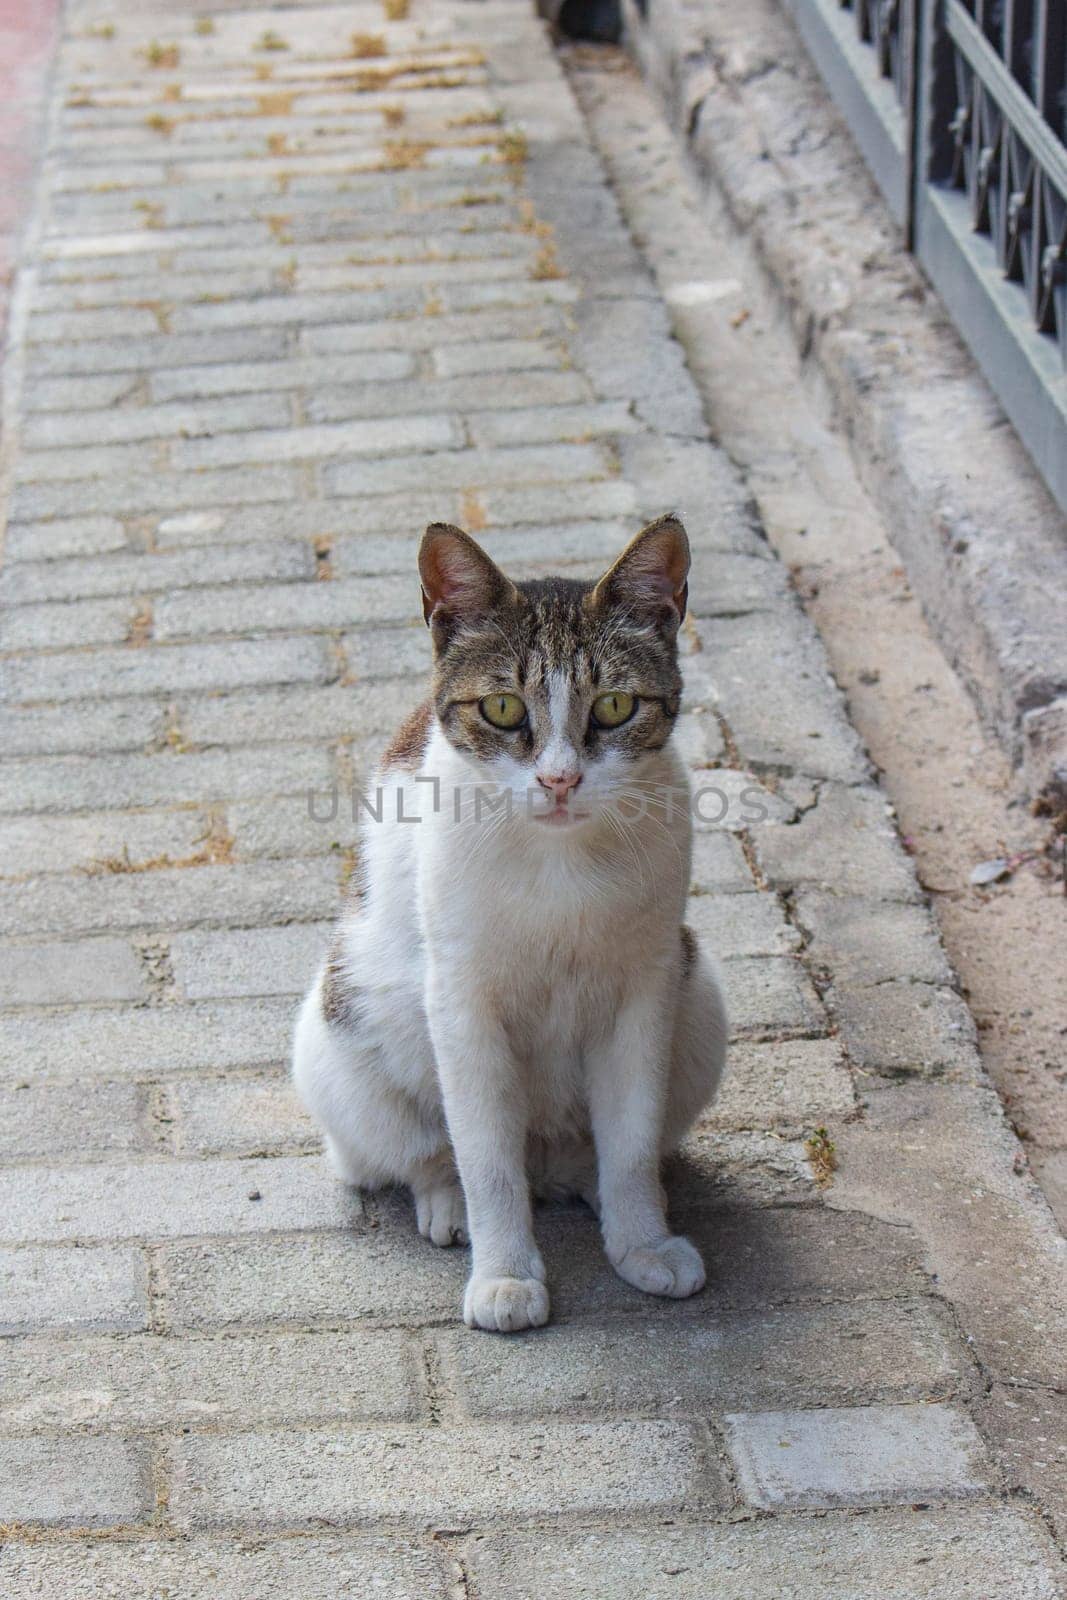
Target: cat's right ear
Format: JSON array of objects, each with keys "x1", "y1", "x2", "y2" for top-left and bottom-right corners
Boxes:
[{"x1": 418, "y1": 523, "x2": 515, "y2": 629}]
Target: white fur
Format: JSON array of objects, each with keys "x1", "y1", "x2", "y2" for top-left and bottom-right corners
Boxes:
[{"x1": 293, "y1": 713, "x2": 727, "y2": 1332}]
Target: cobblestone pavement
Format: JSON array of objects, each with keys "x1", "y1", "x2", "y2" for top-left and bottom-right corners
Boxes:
[{"x1": 0, "y1": 3, "x2": 1064, "y2": 1594}]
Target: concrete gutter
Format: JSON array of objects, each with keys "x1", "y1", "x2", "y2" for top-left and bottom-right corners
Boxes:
[{"x1": 621, "y1": 0, "x2": 1067, "y2": 811}]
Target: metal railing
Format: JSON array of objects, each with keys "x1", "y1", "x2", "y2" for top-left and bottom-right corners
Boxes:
[{"x1": 783, "y1": 0, "x2": 1067, "y2": 512}]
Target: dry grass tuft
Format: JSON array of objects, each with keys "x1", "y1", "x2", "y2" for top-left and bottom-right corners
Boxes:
[
  {"x1": 351, "y1": 32, "x2": 387, "y2": 58},
  {"x1": 144, "y1": 42, "x2": 180, "y2": 69},
  {"x1": 460, "y1": 489, "x2": 488, "y2": 532},
  {"x1": 530, "y1": 242, "x2": 562, "y2": 281},
  {"x1": 256, "y1": 31, "x2": 290, "y2": 51},
  {"x1": 381, "y1": 103, "x2": 406, "y2": 128},
  {"x1": 449, "y1": 190, "x2": 502, "y2": 208},
  {"x1": 256, "y1": 92, "x2": 293, "y2": 116},
  {"x1": 448, "y1": 109, "x2": 503, "y2": 129},
  {"x1": 383, "y1": 0, "x2": 410, "y2": 18},
  {"x1": 267, "y1": 133, "x2": 289, "y2": 156},
  {"x1": 382, "y1": 139, "x2": 430, "y2": 170},
  {"x1": 805, "y1": 1126, "x2": 838, "y2": 1187},
  {"x1": 127, "y1": 603, "x2": 153, "y2": 646},
  {"x1": 145, "y1": 114, "x2": 174, "y2": 137},
  {"x1": 134, "y1": 200, "x2": 164, "y2": 230},
  {"x1": 497, "y1": 129, "x2": 528, "y2": 167},
  {"x1": 194, "y1": 17, "x2": 216, "y2": 36}
]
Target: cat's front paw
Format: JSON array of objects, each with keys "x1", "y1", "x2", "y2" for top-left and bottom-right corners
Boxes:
[
  {"x1": 611, "y1": 1235, "x2": 705, "y2": 1299},
  {"x1": 463, "y1": 1275, "x2": 550, "y2": 1333}
]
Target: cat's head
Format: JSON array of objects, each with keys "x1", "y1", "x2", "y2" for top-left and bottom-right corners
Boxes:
[{"x1": 418, "y1": 516, "x2": 689, "y2": 827}]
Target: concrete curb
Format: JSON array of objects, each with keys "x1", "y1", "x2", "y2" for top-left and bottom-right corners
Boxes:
[{"x1": 622, "y1": 0, "x2": 1067, "y2": 810}]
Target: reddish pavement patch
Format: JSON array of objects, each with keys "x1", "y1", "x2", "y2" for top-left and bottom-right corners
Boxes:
[{"x1": 0, "y1": 0, "x2": 61, "y2": 352}]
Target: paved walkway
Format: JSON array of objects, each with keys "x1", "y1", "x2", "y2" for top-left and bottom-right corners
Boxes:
[{"x1": 0, "y1": 3, "x2": 1063, "y2": 1594}]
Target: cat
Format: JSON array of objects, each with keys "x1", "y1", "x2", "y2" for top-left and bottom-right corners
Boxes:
[{"x1": 292, "y1": 515, "x2": 727, "y2": 1332}]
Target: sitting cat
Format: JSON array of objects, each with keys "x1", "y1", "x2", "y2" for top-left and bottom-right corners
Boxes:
[{"x1": 293, "y1": 515, "x2": 727, "y2": 1332}]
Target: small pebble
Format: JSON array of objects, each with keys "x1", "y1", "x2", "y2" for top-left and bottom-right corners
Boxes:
[{"x1": 247, "y1": 1189, "x2": 262, "y2": 1202}]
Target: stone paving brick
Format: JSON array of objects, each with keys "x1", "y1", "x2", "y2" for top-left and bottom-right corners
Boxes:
[
  {"x1": 344, "y1": 623, "x2": 432, "y2": 682},
  {"x1": 324, "y1": 441, "x2": 611, "y2": 499},
  {"x1": 24, "y1": 326, "x2": 288, "y2": 377},
  {"x1": 0, "y1": 998, "x2": 293, "y2": 1084},
  {"x1": 723, "y1": 957, "x2": 826, "y2": 1037},
  {"x1": 0, "y1": 635, "x2": 332, "y2": 706},
  {"x1": 309, "y1": 368, "x2": 591, "y2": 426},
  {"x1": 151, "y1": 348, "x2": 417, "y2": 403},
  {"x1": 2, "y1": 936, "x2": 147, "y2": 1006},
  {"x1": 689, "y1": 831, "x2": 755, "y2": 893},
  {"x1": 27, "y1": 305, "x2": 161, "y2": 343},
  {"x1": 439, "y1": 1298, "x2": 970, "y2": 1418},
  {"x1": 0, "y1": 1081, "x2": 147, "y2": 1161},
  {"x1": 180, "y1": 682, "x2": 412, "y2": 748},
  {"x1": 0, "y1": 595, "x2": 137, "y2": 651},
  {"x1": 691, "y1": 610, "x2": 870, "y2": 782},
  {"x1": 0, "y1": 808, "x2": 207, "y2": 877},
  {"x1": 708, "y1": 1038, "x2": 855, "y2": 1129},
  {"x1": 432, "y1": 337, "x2": 568, "y2": 377},
  {"x1": 0, "y1": 747, "x2": 332, "y2": 815},
  {"x1": 671, "y1": 1129, "x2": 815, "y2": 1208},
  {"x1": 171, "y1": 1077, "x2": 316, "y2": 1158},
  {"x1": 0, "y1": 1436, "x2": 152, "y2": 1528},
  {"x1": 483, "y1": 478, "x2": 639, "y2": 526},
  {"x1": 0, "y1": 1328, "x2": 422, "y2": 1432},
  {"x1": 685, "y1": 891, "x2": 800, "y2": 959},
  {"x1": 155, "y1": 576, "x2": 411, "y2": 640},
  {"x1": 0, "y1": 1155, "x2": 359, "y2": 1244},
  {"x1": 299, "y1": 304, "x2": 569, "y2": 358},
  {"x1": 754, "y1": 783, "x2": 925, "y2": 903},
  {"x1": 22, "y1": 372, "x2": 144, "y2": 412},
  {"x1": 724, "y1": 1403, "x2": 992, "y2": 1509},
  {"x1": 464, "y1": 1506, "x2": 1065, "y2": 1600},
  {"x1": 32, "y1": 266, "x2": 277, "y2": 312},
  {"x1": 0, "y1": 1245, "x2": 148, "y2": 1335},
  {"x1": 978, "y1": 1384, "x2": 1067, "y2": 1544},
  {"x1": 795, "y1": 891, "x2": 954, "y2": 986},
  {"x1": 11, "y1": 461, "x2": 299, "y2": 522},
  {"x1": 170, "y1": 921, "x2": 334, "y2": 1000},
  {"x1": 0, "y1": 1537, "x2": 453, "y2": 1600},
  {"x1": 16, "y1": 437, "x2": 166, "y2": 485},
  {"x1": 835, "y1": 981, "x2": 981, "y2": 1082},
  {"x1": 618, "y1": 434, "x2": 767, "y2": 557},
  {"x1": 22, "y1": 393, "x2": 291, "y2": 451},
  {"x1": 0, "y1": 858, "x2": 340, "y2": 938},
  {"x1": 171, "y1": 1419, "x2": 722, "y2": 1529},
  {"x1": 4, "y1": 513, "x2": 127, "y2": 562},
  {"x1": 0, "y1": 539, "x2": 316, "y2": 606},
  {"x1": 172, "y1": 412, "x2": 461, "y2": 471},
  {"x1": 672, "y1": 709, "x2": 727, "y2": 767},
  {"x1": 466, "y1": 400, "x2": 638, "y2": 448},
  {"x1": 6, "y1": 701, "x2": 148, "y2": 775},
  {"x1": 226, "y1": 795, "x2": 360, "y2": 860}
]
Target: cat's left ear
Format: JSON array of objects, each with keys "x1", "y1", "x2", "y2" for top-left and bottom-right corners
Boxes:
[{"x1": 589, "y1": 514, "x2": 690, "y2": 626}]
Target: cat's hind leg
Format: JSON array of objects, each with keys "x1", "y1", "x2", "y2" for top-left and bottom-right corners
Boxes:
[
  {"x1": 662, "y1": 929, "x2": 728, "y2": 1155},
  {"x1": 292, "y1": 974, "x2": 466, "y2": 1245}
]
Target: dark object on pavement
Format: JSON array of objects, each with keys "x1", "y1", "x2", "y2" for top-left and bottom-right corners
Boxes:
[{"x1": 539, "y1": 0, "x2": 621, "y2": 43}]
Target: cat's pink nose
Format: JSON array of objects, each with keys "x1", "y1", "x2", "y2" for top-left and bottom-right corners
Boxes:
[{"x1": 537, "y1": 770, "x2": 582, "y2": 802}]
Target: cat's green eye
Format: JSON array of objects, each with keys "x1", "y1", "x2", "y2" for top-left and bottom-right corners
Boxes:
[
  {"x1": 592, "y1": 691, "x2": 637, "y2": 728},
  {"x1": 480, "y1": 692, "x2": 527, "y2": 730}
]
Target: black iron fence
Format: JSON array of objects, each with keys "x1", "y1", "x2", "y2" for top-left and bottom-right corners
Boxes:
[{"x1": 783, "y1": 0, "x2": 1067, "y2": 512}]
